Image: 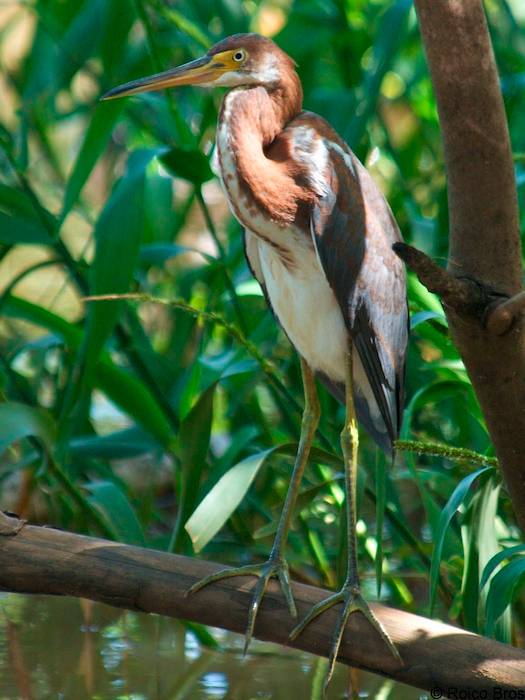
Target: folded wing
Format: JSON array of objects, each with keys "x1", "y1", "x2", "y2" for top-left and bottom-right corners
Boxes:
[{"x1": 305, "y1": 117, "x2": 408, "y2": 453}]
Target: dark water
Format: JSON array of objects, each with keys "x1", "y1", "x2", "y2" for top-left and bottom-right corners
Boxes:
[{"x1": 0, "y1": 593, "x2": 423, "y2": 699}]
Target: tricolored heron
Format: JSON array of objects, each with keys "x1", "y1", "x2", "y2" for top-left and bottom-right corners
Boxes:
[{"x1": 103, "y1": 33, "x2": 407, "y2": 685}]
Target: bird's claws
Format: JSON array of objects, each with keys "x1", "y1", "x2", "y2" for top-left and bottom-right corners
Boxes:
[
  {"x1": 187, "y1": 557, "x2": 296, "y2": 654},
  {"x1": 290, "y1": 584, "x2": 402, "y2": 692}
]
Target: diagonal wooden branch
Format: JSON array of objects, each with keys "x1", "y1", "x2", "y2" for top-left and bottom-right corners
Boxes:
[
  {"x1": 393, "y1": 243, "x2": 485, "y2": 313},
  {"x1": 1, "y1": 512, "x2": 525, "y2": 694},
  {"x1": 409, "y1": 1, "x2": 525, "y2": 532},
  {"x1": 393, "y1": 242, "x2": 511, "y2": 327}
]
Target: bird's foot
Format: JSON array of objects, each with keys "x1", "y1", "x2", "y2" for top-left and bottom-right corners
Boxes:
[
  {"x1": 187, "y1": 556, "x2": 296, "y2": 654},
  {"x1": 290, "y1": 583, "x2": 401, "y2": 692}
]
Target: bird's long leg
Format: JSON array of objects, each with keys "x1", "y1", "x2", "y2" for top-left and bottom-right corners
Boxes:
[
  {"x1": 188, "y1": 356, "x2": 320, "y2": 654},
  {"x1": 290, "y1": 343, "x2": 401, "y2": 691}
]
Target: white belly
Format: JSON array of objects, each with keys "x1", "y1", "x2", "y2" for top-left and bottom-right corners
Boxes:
[
  {"x1": 256, "y1": 236, "x2": 348, "y2": 384},
  {"x1": 249, "y1": 233, "x2": 384, "y2": 434}
]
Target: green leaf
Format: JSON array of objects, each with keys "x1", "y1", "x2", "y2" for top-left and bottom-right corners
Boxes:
[
  {"x1": 139, "y1": 242, "x2": 211, "y2": 267},
  {"x1": 0, "y1": 402, "x2": 56, "y2": 454},
  {"x1": 54, "y1": 0, "x2": 104, "y2": 88},
  {"x1": 477, "y1": 480, "x2": 503, "y2": 583},
  {"x1": 485, "y1": 557, "x2": 525, "y2": 637},
  {"x1": 69, "y1": 427, "x2": 159, "y2": 460},
  {"x1": 345, "y1": 0, "x2": 412, "y2": 147},
  {"x1": 162, "y1": 9, "x2": 211, "y2": 49},
  {"x1": 170, "y1": 384, "x2": 216, "y2": 552},
  {"x1": 142, "y1": 169, "x2": 176, "y2": 244},
  {"x1": 3, "y1": 295, "x2": 80, "y2": 346},
  {"x1": 184, "y1": 622, "x2": 219, "y2": 649},
  {"x1": 160, "y1": 147, "x2": 214, "y2": 186},
  {"x1": 61, "y1": 100, "x2": 124, "y2": 221},
  {"x1": 95, "y1": 362, "x2": 174, "y2": 448},
  {"x1": 0, "y1": 211, "x2": 52, "y2": 246},
  {"x1": 375, "y1": 451, "x2": 386, "y2": 598},
  {"x1": 0, "y1": 186, "x2": 54, "y2": 228},
  {"x1": 253, "y1": 475, "x2": 342, "y2": 540},
  {"x1": 480, "y1": 544, "x2": 525, "y2": 590},
  {"x1": 85, "y1": 149, "x2": 156, "y2": 373},
  {"x1": 3, "y1": 295, "x2": 174, "y2": 447},
  {"x1": 401, "y1": 381, "x2": 479, "y2": 539},
  {"x1": 477, "y1": 479, "x2": 511, "y2": 642},
  {"x1": 429, "y1": 466, "x2": 493, "y2": 614},
  {"x1": 100, "y1": 1, "x2": 135, "y2": 77},
  {"x1": 186, "y1": 447, "x2": 275, "y2": 552},
  {"x1": 178, "y1": 354, "x2": 203, "y2": 421},
  {"x1": 408, "y1": 274, "x2": 444, "y2": 315},
  {"x1": 86, "y1": 480, "x2": 146, "y2": 546},
  {"x1": 404, "y1": 380, "x2": 472, "y2": 433},
  {"x1": 410, "y1": 310, "x2": 447, "y2": 329},
  {"x1": 460, "y1": 522, "x2": 480, "y2": 632}
]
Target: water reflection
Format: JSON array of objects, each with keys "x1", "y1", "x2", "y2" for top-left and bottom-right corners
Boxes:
[{"x1": 0, "y1": 593, "x2": 422, "y2": 699}]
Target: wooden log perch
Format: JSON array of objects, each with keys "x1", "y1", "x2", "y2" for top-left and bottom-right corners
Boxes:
[{"x1": 1, "y1": 512, "x2": 525, "y2": 695}]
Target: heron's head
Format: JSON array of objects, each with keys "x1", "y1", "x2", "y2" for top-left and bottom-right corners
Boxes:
[{"x1": 102, "y1": 33, "x2": 296, "y2": 100}]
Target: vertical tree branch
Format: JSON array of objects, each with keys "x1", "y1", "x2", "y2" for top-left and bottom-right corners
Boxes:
[
  {"x1": 411, "y1": 1, "x2": 525, "y2": 530},
  {"x1": 415, "y1": 1, "x2": 521, "y2": 291}
]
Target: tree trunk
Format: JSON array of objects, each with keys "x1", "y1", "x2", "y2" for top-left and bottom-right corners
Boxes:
[{"x1": 397, "y1": 0, "x2": 525, "y2": 529}]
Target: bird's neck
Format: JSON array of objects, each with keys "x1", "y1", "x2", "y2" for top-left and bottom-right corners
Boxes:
[{"x1": 218, "y1": 73, "x2": 314, "y2": 227}]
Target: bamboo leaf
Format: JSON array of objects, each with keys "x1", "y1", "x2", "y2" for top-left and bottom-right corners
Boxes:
[
  {"x1": 345, "y1": 0, "x2": 412, "y2": 147},
  {"x1": 480, "y1": 544, "x2": 525, "y2": 590},
  {"x1": 160, "y1": 147, "x2": 214, "y2": 186},
  {"x1": 61, "y1": 100, "x2": 124, "y2": 221},
  {"x1": 477, "y1": 479, "x2": 511, "y2": 643},
  {"x1": 85, "y1": 150, "x2": 156, "y2": 375},
  {"x1": 86, "y1": 480, "x2": 146, "y2": 546},
  {"x1": 410, "y1": 310, "x2": 447, "y2": 329},
  {"x1": 0, "y1": 212, "x2": 52, "y2": 246},
  {"x1": 69, "y1": 427, "x2": 159, "y2": 460},
  {"x1": 3, "y1": 295, "x2": 174, "y2": 447},
  {"x1": 375, "y1": 451, "x2": 386, "y2": 598},
  {"x1": 460, "y1": 522, "x2": 480, "y2": 632},
  {"x1": 485, "y1": 557, "x2": 525, "y2": 637},
  {"x1": 429, "y1": 466, "x2": 493, "y2": 615},
  {"x1": 186, "y1": 447, "x2": 275, "y2": 552},
  {"x1": 0, "y1": 402, "x2": 56, "y2": 454},
  {"x1": 170, "y1": 384, "x2": 216, "y2": 552}
]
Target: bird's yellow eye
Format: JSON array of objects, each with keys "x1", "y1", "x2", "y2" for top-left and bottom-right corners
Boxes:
[{"x1": 233, "y1": 49, "x2": 246, "y2": 63}]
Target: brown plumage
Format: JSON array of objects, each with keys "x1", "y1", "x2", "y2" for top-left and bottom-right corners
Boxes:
[
  {"x1": 103, "y1": 32, "x2": 407, "y2": 685},
  {"x1": 207, "y1": 34, "x2": 408, "y2": 452}
]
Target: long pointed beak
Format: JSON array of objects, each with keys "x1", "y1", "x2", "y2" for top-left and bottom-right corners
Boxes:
[{"x1": 101, "y1": 55, "x2": 218, "y2": 100}]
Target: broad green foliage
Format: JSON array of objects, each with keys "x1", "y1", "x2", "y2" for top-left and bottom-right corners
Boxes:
[{"x1": 0, "y1": 0, "x2": 524, "y2": 644}]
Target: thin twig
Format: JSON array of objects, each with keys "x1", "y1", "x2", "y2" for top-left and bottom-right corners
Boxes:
[
  {"x1": 395, "y1": 439, "x2": 498, "y2": 468},
  {"x1": 83, "y1": 292, "x2": 280, "y2": 385}
]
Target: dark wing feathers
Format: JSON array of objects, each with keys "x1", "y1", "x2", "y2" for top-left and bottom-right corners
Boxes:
[{"x1": 308, "y1": 120, "x2": 408, "y2": 452}]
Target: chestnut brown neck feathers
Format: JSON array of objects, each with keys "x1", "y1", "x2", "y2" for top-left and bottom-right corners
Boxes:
[{"x1": 217, "y1": 42, "x2": 316, "y2": 228}]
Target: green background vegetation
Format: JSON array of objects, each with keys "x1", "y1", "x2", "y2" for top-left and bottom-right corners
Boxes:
[{"x1": 1, "y1": 0, "x2": 525, "y2": 649}]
